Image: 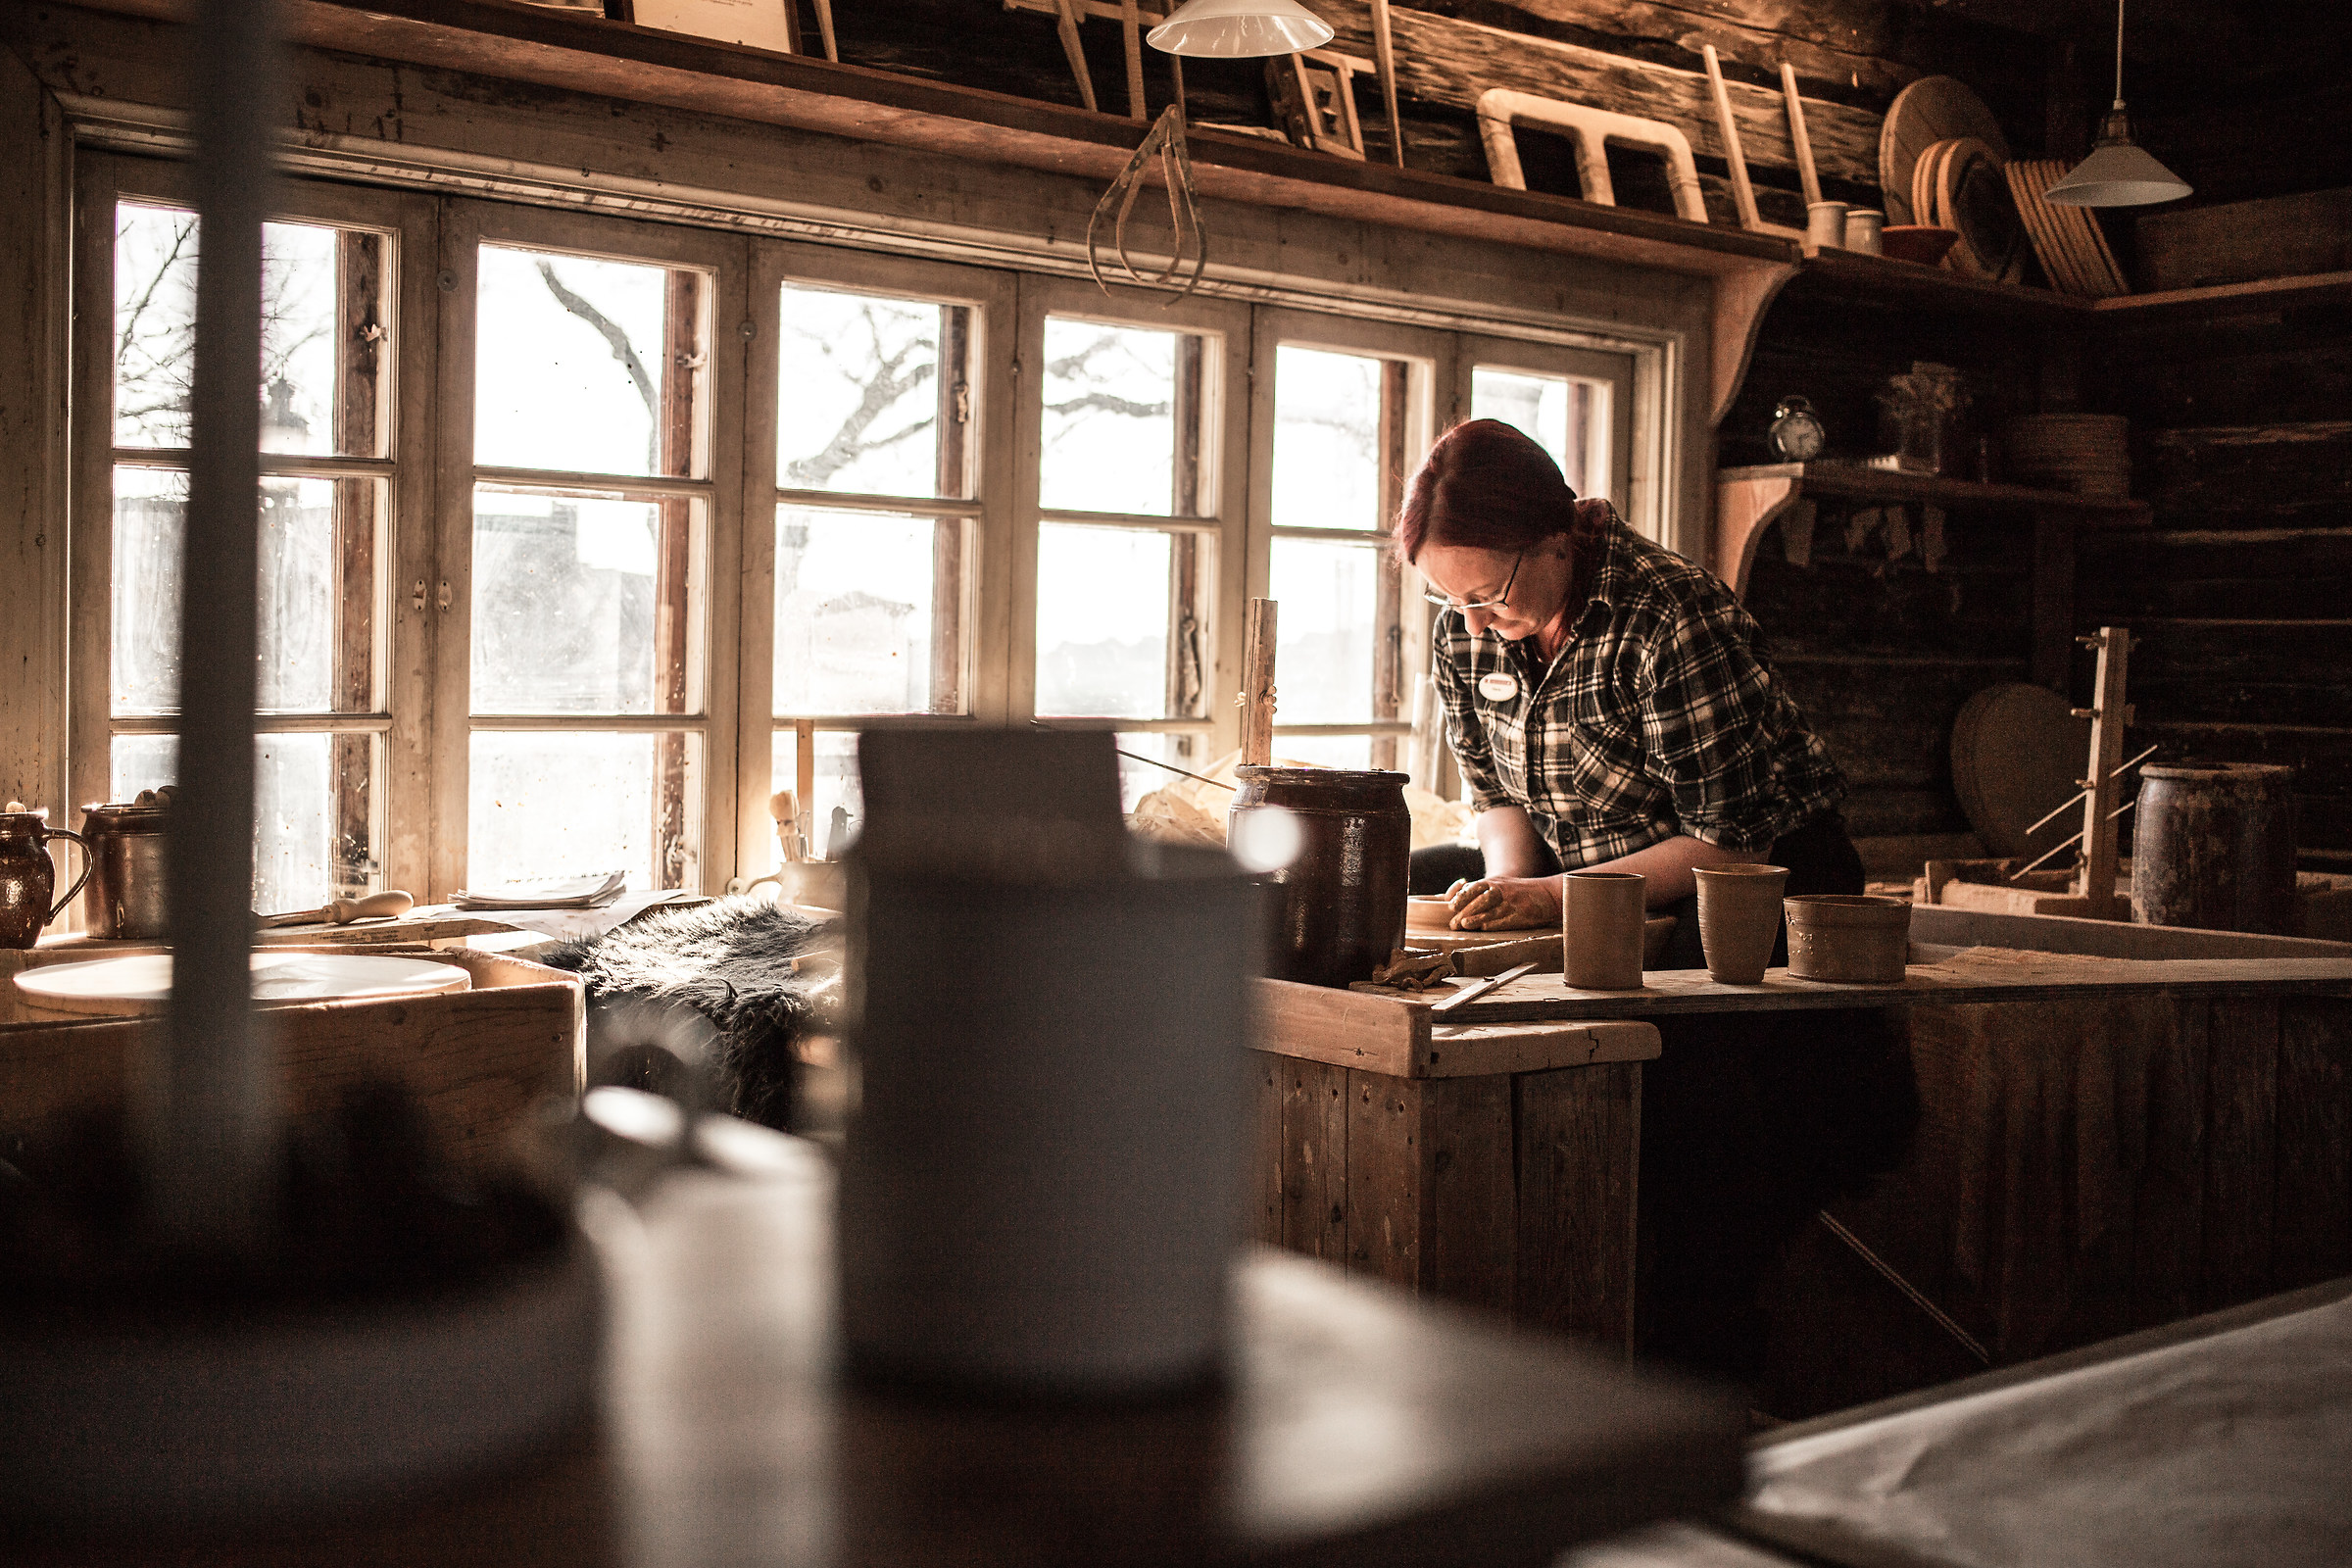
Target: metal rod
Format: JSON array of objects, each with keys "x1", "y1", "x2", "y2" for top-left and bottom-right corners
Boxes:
[
  {"x1": 2007, "y1": 798, "x2": 2135, "y2": 882},
  {"x1": 157, "y1": 0, "x2": 285, "y2": 1254},
  {"x1": 1818, "y1": 1210, "x2": 1992, "y2": 1365},
  {"x1": 2022, "y1": 742, "x2": 2160, "y2": 838}
]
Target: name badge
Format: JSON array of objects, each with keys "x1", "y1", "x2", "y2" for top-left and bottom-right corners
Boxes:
[{"x1": 1477, "y1": 671, "x2": 1520, "y2": 702}]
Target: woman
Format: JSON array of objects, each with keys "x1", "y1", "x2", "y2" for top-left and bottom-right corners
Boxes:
[
  {"x1": 1401, "y1": 419, "x2": 1911, "y2": 1387},
  {"x1": 1401, "y1": 418, "x2": 1863, "y2": 966}
]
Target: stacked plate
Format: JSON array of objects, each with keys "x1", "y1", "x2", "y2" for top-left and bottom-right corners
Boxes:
[
  {"x1": 2004, "y1": 414, "x2": 2131, "y2": 497},
  {"x1": 1910, "y1": 136, "x2": 2028, "y2": 283},
  {"x1": 2006, "y1": 159, "x2": 2130, "y2": 297}
]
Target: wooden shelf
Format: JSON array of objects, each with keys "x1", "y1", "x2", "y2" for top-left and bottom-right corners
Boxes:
[
  {"x1": 1795, "y1": 249, "x2": 2091, "y2": 321},
  {"x1": 2092, "y1": 270, "x2": 2352, "y2": 321},
  {"x1": 1721, "y1": 464, "x2": 2148, "y2": 516}
]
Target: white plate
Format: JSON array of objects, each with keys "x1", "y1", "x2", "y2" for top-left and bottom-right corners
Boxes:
[{"x1": 13, "y1": 952, "x2": 472, "y2": 1017}]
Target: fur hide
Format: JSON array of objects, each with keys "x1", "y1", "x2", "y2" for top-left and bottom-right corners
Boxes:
[{"x1": 540, "y1": 898, "x2": 838, "y2": 1131}]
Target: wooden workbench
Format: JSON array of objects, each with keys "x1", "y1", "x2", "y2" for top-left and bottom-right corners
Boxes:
[{"x1": 1250, "y1": 947, "x2": 2352, "y2": 1364}]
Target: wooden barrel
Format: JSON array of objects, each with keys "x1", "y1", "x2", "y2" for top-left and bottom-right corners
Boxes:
[
  {"x1": 1228, "y1": 766, "x2": 1410, "y2": 988},
  {"x1": 2130, "y1": 763, "x2": 2298, "y2": 934}
]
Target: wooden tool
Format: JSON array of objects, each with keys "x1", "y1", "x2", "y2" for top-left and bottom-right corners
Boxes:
[
  {"x1": 255, "y1": 889, "x2": 415, "y2": 928},
  {"x1": 1052, "y1": 0, "x2": 1100, "y2": 113},
  {"x1": 2071, "y1": 626, "x2": 2133, "y2": 919},
  {"x1": 811, "y1": 0, "x2": 837, "y2": 62},
  {"x1": 1370, "y1": 0, "x2": 1404, "y2": 168},
  {"x1": 1120, "y1": 0, "x2": 1146, "y2": 121},
  {"x1": 1430, "y1": 959, "x2": 1538, "y2": 1014},
  {"x1": 1780, "y1": 62, "x2": 1822, "y2": 208},
  {"x1": 1240, "y1": 597, "x2": 1279, "y2": 766},
  {"x1": 1702, "y1": 46, "x2": 1762, "y2": 230}
]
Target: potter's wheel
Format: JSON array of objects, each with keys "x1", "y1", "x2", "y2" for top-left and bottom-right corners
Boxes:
[{"x1": 13, "y1": 951, "x2": 471, "y2": 1017}]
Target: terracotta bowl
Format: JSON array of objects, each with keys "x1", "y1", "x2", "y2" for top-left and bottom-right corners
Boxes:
[{"x1": 1880, "y1": 224, "x2": 1961, "y2": 267}]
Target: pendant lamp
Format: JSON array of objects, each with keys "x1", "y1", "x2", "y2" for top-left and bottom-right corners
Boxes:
[
  {"x1": 2044, "y1": 0, "x2": 2189, "y2": 207},
  {"x1": 1147, "y1": 0, "x2": 1333, "y2": 58}
]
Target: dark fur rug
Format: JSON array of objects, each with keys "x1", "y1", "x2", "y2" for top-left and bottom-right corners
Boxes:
[{"x1": 539, "y1": 898, "x2": 837, "y2": 1131}]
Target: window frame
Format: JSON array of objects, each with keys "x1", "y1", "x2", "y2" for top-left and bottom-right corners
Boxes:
[
  {"x1": 1453, "y1": 333, "x2": 1640, "y2": 521},
  {"x1": 68, "y1": 154, "x2": 441, "y2": 906},
  {"x1": 428, "y1": 198, "x2": 751, "y2": 897},
  {"x1": 1013, "y1": 274, "x2": 1254, "y2": 787}
]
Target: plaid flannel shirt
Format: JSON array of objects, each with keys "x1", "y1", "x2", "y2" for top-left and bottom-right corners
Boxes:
[{"x1": 1435, "y1": 517, "x2": 1846, "y2": 868}]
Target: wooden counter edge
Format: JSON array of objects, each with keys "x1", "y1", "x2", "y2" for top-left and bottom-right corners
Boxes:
[{"x1": 1251, "y1": 977, "x2": 1660, "y2": 1078}]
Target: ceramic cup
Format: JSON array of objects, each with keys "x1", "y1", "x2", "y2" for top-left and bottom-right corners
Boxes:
[
  {"x1": 1805, "y1": 200, "x2": 1850, "y2": 252},
  {"x1": 1563, "y1": 870, "x2": 1646, "y2": 990},
  {"x1": 1692, "y1": 863, "x2": 1789, "y2": 985},
  {"x1": 1844, "y1": 208, "x2": 1886, "y2": 255}
]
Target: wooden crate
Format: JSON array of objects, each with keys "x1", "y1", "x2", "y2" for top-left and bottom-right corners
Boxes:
[{"x1": 0, "y1": 946, "x2": 583, "y2": 1174}]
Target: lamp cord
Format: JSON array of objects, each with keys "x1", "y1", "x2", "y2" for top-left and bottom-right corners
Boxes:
[{"x1": 2113, "y1": 0, "x2": 2127, "y2": 107}]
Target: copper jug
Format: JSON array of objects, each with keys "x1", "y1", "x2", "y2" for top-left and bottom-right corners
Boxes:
[{"x1": 0, "y1": 809, "x2": 91, "y2": 950}]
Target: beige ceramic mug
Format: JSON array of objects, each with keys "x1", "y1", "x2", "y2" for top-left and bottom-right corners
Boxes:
[
  {"x1": 1563, "y1": 870, "x2": 1646, "y2": 990},
  {"x1": 1693, "y1": 863, "x2": 1789, "y2": 984}
]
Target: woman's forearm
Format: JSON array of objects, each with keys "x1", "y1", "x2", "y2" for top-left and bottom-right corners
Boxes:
[
  {"x1": 1473, "y1": 806, "x2": 1552, "y2": 880},
  {"x1": 1588, "y1": 835, "x2": 1763, "y2": 906}
]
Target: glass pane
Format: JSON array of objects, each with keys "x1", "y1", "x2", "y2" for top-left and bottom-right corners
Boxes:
[
  {"x1": 1270, "y1": 537, "x2": 1379, "y2": 724},
  {"x1": 112, "y1": 467, "x2": 373, "y2": 717},
  {"x1": 113, "y1": 204, "x2": 351, "y2": 455},
  {"x1": 774, "y1": 508, "x2": 959, "y2": 717},
  {"x1": 109, "y1": 730, "x2": 376, "y2": 911},
  {"x1": 468, "y1": 730, "x2": 702, "y2": 892},
  {"x1": 778, "y1": 285, "x2": 965, "y2": 499},
  {"x1": 1273, "y1": 346, "x2": 1383, "y2": 530},
  {"x1": 1471, "y1": 367, "x2": 1612, "y2": 499},
  {"x1": 475, "y1": 245, "x2": 678, "y2": 476},
  {"x1": 1036, "y1": 524, "x2": 1171, "y2": 718},
  {"x1": 1040, "y1": 318, "x2": 1189, "y2": 515},
  {"x1": 770, "y1": 727, "x2": 864, "y2": 858},
  {"x1": 473, "y1": 487, "x2": 701, "y2": 715},
  {"x1": 1272, "y1": 734, "x2": 1373, "y2": 770}
]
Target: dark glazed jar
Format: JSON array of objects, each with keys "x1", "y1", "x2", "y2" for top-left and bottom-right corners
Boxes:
[
  {"x1": 2131, "y1": 763, "x2": 2298, "y2": 935},
  {"x1": 1, "y1": 811, "x2": 91, "y2": 950},
  {"x1": 1228, "y1": 766, "x2": 1410, "y2": 989},
  {"x1": 80, "y1": 801, "x2": 173, "y2": 941}
]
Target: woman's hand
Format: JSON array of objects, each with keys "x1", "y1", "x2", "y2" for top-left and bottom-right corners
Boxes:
[{"x1": 1445, "y1": 875, "x2": 1561, "y2": 931}]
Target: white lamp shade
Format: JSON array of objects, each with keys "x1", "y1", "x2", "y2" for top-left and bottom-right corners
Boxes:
[
  {"x1": 2043, "y1": 137, "x2": 2191, "y2": 207},
  {"x1": 1147, "y1": 0, "x2": 1334, "y2": 57}
]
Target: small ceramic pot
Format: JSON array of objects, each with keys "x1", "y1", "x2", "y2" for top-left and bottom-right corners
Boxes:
[
  {"x1": 1693, "y1": 864, "x2": 1788, "y2": 985},
  {"x1": 1784, "y1": 894, "x2": 1911, "y2": 983},
  {"x1": 1563, "y1": 871, "x2": 1645, "y2": 990},
  {"x1": 0, "y1": 811, "x2": 91, "y2": 950},
  {"x1": 1805, "y1": 201, "x2": 1850, "y2": 251},
  {"x1": 1844, "y1": 208, "x2": 1886, "y2": 255}
]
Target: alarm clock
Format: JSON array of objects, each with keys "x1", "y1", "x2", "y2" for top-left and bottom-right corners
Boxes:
[{"x1": 1768, "y1": 396, "x2": 1827, "y2": 463}]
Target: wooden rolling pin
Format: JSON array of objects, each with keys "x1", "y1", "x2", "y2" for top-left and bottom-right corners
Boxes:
[{"x1": 255, "y1": 889, "x2": 415, "y2": 928}]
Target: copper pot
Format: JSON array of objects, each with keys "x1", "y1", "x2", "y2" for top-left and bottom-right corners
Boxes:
[
  {"x1": 80, "y1": 801, "x2": 172, "y2": 941},
  {"x1": 1227, "y1": 766, "x2": 1410, "y2": 989},
  {"x1": 0, "y1": 810, "x2": 91, "y2": 950}
]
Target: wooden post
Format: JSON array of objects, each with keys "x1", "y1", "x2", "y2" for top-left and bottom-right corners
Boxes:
[
  {"x1": 1120, "y1": 0, "x2": 1147, "y2": 122},
  {"x1": 1241, "y1": 598, "x2": 1278, "y2": 767},
  {"x1": 2074, "y1": 625, "x2": 2133, "y2": 918}
]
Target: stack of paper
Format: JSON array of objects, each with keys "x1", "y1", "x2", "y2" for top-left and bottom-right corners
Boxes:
[{"x1": 452, "y1": 870, "x2": 627, "y2": 911}]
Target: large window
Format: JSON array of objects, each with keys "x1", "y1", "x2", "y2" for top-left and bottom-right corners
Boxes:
[{"x1": 70, "y1": 156, "x2": 1643, "y2": 905}]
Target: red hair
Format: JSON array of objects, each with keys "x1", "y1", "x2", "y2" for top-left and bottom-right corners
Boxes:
[{"x1": 1395, "y1": 418, "x2": 1600, "y2": 564}]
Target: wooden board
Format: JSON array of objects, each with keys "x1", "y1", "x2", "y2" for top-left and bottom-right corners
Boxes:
[
  {"x1": 1254, "y1": 976, "x2": 1661, "y2": 1078},
  {"x1": 1517, "y1": 1061, "x2": 1642, "y2": 1352},
  {"x1": 1879, "y1": 75, "x2": 2009, "y2": 226}
]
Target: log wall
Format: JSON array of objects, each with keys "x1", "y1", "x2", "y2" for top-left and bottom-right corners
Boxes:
[{"x1": 2083, "y1": 298, "x2": 2352, "y2": 869}]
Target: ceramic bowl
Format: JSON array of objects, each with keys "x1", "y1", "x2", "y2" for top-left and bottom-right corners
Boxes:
[{"x1": 1880, "y1": 224, "x2": 1961, "y2": 267}]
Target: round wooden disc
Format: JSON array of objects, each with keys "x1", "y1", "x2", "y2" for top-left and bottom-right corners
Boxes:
[
  {"x1": 1881, "y1": 75, "x2": 2012, "y2": 228},
  {"x1": 13, "y1": 951, "x2": 472, "y2": 1017},
  {"x1": 2006, "y1": 161, "x2": 2082, "y2": 294},
  {"x1": 1950, "y1": 683, "x2": 2094, "y2": 860}
]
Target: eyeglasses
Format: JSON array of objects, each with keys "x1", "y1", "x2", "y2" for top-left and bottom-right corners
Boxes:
[{"x1": 1423, "y1": 550, "x2": 1524, "y2": 613}]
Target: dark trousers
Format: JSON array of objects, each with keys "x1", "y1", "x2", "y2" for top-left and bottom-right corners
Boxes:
[{"x1": 1408, "y1": 814, "x2": 1913, "y2": 1389}]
